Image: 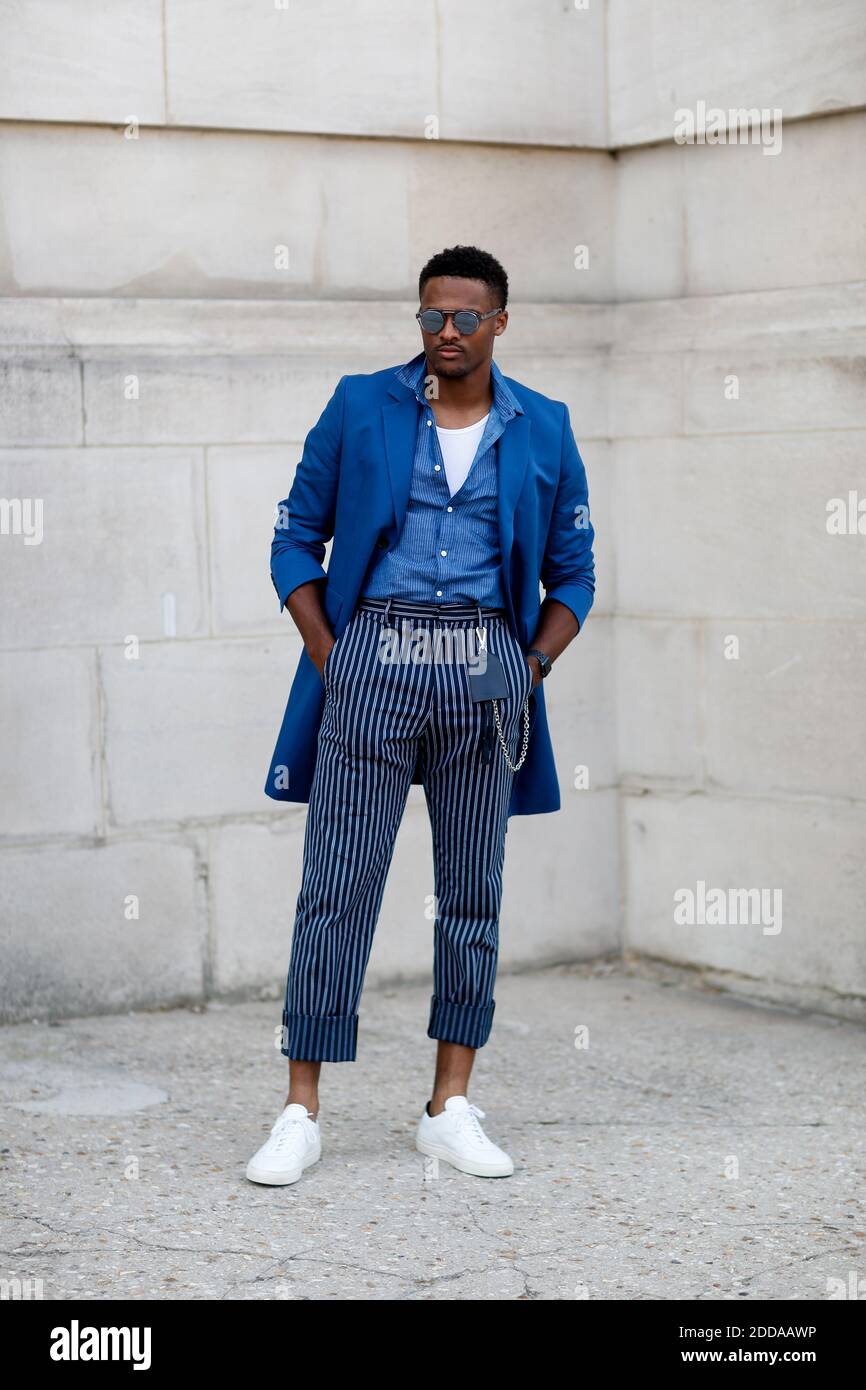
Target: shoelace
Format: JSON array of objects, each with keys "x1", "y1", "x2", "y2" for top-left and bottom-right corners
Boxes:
[
  {"x1": 270, "y1": 1109, "x2": 313, "y2": 1152},
  {"x1": 453, "y1": 1103, "x2": 488, "y2": 1145}
]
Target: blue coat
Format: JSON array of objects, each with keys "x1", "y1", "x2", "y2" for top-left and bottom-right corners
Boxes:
[{"x1": 265, "y1": 360, "x2": 595, "y2": 817}]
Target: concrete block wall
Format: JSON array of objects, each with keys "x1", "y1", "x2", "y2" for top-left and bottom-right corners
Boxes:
[
  {"x1": 608, "y1": 0, "x2": 866, "y2": 146},
  {"x1": 0, "y1": 1, "x2": 609, "y2": 146},
  {"x1": 611, "y1": 285, "x2": 866, "y2": 1019},
  {"x1": 0, "y1": 299, "x2": 619, "y2": 1022},
  {"x1": 1, "y1": 2, "x2": 864, "y2": 1022},
  {"x1": 601, "y1": 1, "x2": 866, "y2": 1018},
  {"x1": 0, "y1": 124, "x2": 616, "y2": 301}
]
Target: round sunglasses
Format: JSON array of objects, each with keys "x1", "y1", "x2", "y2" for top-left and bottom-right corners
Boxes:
[{"x1": 416, "y1": 306, "x2": 503, "y2": 335}]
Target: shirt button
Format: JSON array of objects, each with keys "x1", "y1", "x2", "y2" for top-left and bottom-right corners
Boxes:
[
  {"x1": 440, "y1": 550, "x2": 447, "y2": 556},
  {"x1": 434, "y1": 464, "x2": 441, "y2": 471},
  {"x1": 447, "y1": 505, "x2": 453, "y2": 512},
  {"x1": 436, "y1": 590, "x2": 443, "y2": 597},
  {"x1": 426, "y1": 419, "x2": 432, "y2": 427}
]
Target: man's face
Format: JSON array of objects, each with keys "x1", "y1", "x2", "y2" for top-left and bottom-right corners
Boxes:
[{"x1": 417, "y1": 276, "x2": 507, "y2": 379}]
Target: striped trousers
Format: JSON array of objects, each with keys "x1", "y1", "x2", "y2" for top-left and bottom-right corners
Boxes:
[{"x1": 281, "y1": 598, "x2": 534, "y2": 1062}]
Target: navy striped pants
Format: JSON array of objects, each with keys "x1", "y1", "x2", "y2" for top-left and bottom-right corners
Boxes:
[{"x1": 280, "y1": 600, "x2": 534, "y2": 1062}]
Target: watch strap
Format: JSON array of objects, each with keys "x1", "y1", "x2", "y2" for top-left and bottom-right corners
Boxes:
[{"x1": 526, "y1": 648, "x2": 552, "y2": 678}]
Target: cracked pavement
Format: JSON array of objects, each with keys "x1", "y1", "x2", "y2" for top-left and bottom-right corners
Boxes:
[{"x1": 1, "y1": 962, "x2": 864, "y2": 1300}]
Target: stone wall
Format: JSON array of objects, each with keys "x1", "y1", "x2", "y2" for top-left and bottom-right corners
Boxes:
[{"x1": 1, "y1": 1, "x2": 863, "y2": 1021}]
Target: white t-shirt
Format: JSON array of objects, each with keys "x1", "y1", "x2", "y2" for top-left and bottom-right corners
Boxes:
[{"x1": 435, "y1": 414, "x2": 489, "y2": 498}]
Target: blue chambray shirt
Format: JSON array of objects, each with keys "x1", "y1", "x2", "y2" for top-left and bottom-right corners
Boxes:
[{"x1": 361, "y1": 350, "x2": 524, "y2": 607}]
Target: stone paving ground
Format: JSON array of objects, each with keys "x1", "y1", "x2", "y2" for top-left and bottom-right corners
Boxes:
[{"x1": 1, "y1": 962, "x2": 864, "y2": 1301}]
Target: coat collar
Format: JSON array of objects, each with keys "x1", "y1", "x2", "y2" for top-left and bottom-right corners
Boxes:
[{"x1": 386, "y1": 350, "x2": 524, "y2": 420}]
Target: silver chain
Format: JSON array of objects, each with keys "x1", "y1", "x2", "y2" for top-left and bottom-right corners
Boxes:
[{"x1": 491, "y1": 696, "x2": 531, "y2": 772}]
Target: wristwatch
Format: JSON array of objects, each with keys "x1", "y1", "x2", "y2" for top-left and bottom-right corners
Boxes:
[{"x1": 526, "y1": 648, "x2": 552, "y2": 679}]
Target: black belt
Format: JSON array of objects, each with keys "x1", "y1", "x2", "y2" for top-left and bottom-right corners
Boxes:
[{"x1": 356, "y1": 597, "x2": 507, "y2": 621}]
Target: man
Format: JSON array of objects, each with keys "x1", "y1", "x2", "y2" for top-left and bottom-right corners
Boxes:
[{"x1": 246, "y1": 245, "x2": 595, "y2": 1185}]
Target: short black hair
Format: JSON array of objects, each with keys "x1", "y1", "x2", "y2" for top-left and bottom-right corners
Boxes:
[{"x1": 418, "y1": 245, "x2": 508, "y2": 310}]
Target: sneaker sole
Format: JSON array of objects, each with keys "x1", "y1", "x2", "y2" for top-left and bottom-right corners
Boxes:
[
  {"x1": 415, "y1": 1134, "x2": 514, "y2": 1178},
  {"x1": 245, "y1": 1143, "x2": 321, "y2": 1187}
]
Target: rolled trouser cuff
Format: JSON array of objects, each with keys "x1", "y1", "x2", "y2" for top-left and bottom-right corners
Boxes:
[
  {"x1": 427, "y1": 995, "x2": 496, "y2": 1050},
  {"x1": 281, "y1": 1009, "x2": 359, "y2": 1062}
]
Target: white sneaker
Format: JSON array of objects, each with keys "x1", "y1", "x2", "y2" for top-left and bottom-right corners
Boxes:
[
  {"x1": 245, "y1": 1102, "x2": 321, "y2": 1186},
  {"x1": 415, "y1": 1095, "x2": 514, "y2": 1177}
]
